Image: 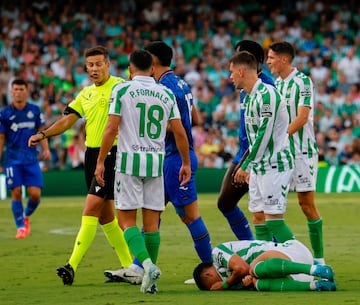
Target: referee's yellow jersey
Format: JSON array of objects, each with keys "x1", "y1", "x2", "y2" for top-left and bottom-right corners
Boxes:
[{"x1": 68, "y1": 76, "x2": 124, "y2": 148}]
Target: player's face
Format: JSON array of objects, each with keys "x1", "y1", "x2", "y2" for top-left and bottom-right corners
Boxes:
[
  {"x1": 266, "y1": 49, "x2": 283, "y2": 76},
  {"x1": 85, "y1": 55, "x2": 110, "y2": 86},
  {"x1": 201, "y1": 265, "x2": 222, "y2": 290},
  {"x1": 11, "y1": 84, "x2": 28, "y2": 106},
  {"x1": 229, "y1": 62, "x2": 243, "y2": 90}
]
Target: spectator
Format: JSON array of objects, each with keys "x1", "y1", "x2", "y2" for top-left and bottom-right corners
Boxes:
[
  {"x1": 348, "y1": 138, "x2": 360, "y2": 165},
  {"x1": 310, "y1": 57, "x2": 330, "y2": 87},
  {"x1": 203, "y1": 151, "x2": 224, "y2": 169},
  {"x1": 325, "y1": 145, "x2": 339, "y2": 166},
  {"x1": 67, "y1": 134, "x2": 86, "y2": 169},
  {"x1": 318, "y1": 108, "x2": 335, "y2": 133},
  {"x1": 338, "y1": 95, "x2": 358, "y2": 126},
  {"x1": 1, "y1": 0, "x2": 360, "y2": 171},
  {"x1": 338, "y1": 142, "x2": 353, "y2": 165},
  {"x1": 337, "y1": 46, "x2": 360, "y2": 85}
]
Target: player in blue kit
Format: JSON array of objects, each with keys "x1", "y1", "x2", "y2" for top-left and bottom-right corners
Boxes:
[
  {"x1": 217, "y1": 40, "x2": 275, "y2": 241},
  {"x1": 104, "y1": 41, "x2": 212, "y2": 284},
  {"x1": 0, "y1": 78, "x2": 51, "y2": 238}
]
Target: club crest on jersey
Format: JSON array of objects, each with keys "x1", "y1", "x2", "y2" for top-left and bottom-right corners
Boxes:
[
  {"x1": 300, "y1": 85, "x2": 311, "y2": 97},
  {"x1": 99, "y1": 97, "x2": 107, "y2": 107},
  {"x1": 27, "y1": 111, "x2": 34, "y2": 119},
  {"x1": 261, "y1": 104, "x2": 272, "y2": 117}
]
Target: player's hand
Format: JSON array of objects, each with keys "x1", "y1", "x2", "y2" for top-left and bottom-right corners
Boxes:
[
  {"x1": 242, "y1": 275, "x2": 256, "y2": 288},
  {"x1": 210, "y1": 281, "x2": 226, "y2": 291},
  {"x1": 233, "y1": 168, "x2": 249, "y2": 185},
  {"x1": 94, "y1": 163, "x2": 105, "y2": 187},
  {"x1": 242, "y1": 275, "x2": 252, "y2": 287},
  {"x1": 231, "y1": 162, "x2": 243, "y2": 188},
  {"x1": 179, "y1": 164, "x2": 191, "y2": 186},
  {"x1": 28, "y1": 133, "x2": 44, "y2": 147}
]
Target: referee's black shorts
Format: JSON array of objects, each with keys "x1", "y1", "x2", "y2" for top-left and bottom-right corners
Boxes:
[{"x1": 84, "y1": 146, "x2": 117, "y2": 200}]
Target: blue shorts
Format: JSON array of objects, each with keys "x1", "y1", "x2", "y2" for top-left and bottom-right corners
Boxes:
[
  {"x1": 5, "y1": 163, "x2": 43, "y2": 189},
  {"x1": 164, "y1": 151, "x2": 198, "y2": 207}
]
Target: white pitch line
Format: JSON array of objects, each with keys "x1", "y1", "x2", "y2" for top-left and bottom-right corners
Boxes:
[{"x1": 50, "y1": 227, "x2": 104, "y2": 235}]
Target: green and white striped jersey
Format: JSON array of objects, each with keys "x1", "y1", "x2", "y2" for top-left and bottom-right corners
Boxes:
[
  {"x1": 212, "y1": 239, "x2": 305, "y2": 280},
  {"x1": 275, "y1": 68, "x2": 318, "y2": 158},
  {"x1": 240, "y1": 79, "x2": 293, "y2": 174},
  {"x1": 109, "y1": 75, "x2": 180, "y2": 177}
]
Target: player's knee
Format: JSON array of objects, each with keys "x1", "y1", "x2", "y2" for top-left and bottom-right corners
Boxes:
[
  {"x1": 175, "y1": 206, "x2": 186, "y2": 217},
  {"x1": 298, "y1": 201, "x2": 318, "y2": 219},
  {"x1": 217, "y1": 195, "x2": 236, "y2": 213}
]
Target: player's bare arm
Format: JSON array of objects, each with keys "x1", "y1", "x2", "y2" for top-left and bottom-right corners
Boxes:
[
  {"x1": 288, "y1": 105, "x2": 310, "y2": 136},
  {"x1": 28, "y1": 113, "x2": 79, "y2": 147},
  {"x1": 94, "y1": 114, "x2": 119, "y2": 187},
  {"x1": 169, "y1": 118, "x2": 191, "y2": 186}
]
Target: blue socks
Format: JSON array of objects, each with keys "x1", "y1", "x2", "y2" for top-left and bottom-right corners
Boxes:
[
  {"x1": 187, "y1": 217, "x2": 212, "y2": 263},
  {"x1": 12, "y1": 199, "x2": 40, "y2": 229},
  {"x1": 24, "y1": 199, "x2": 40, "y2": 217},
  {"x1": 11, "y1": 200, "x2": 24, "y2": 229},
  {"x1": 223, "y1": 207, "x2": 254, "y2": 240}
]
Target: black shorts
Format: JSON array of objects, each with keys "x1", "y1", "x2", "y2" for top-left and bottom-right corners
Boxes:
[{"x1": 84, "y1": 146, "x2": 117, "y2": 200}]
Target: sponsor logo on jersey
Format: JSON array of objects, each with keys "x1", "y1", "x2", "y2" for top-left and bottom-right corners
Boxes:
[
  {"x1": 261, "y1": 104, "x2": 272, "y2": 117},
  {"x1": 131, "y1": 144, "x2": 162, "y2": 152},
  {"x1": 10, "y1": 121, "x2": 36, "y2": 132},
  {"x1": 245, "y1": 116, "x2": 257, "y2": 125}
]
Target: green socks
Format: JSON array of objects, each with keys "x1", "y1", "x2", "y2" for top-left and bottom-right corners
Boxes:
[
  {"x1": 68, "y1": 215, "x2": 98, "y2": 271},
  {"x1": 256, "y1": 278, "x2": 311, "y2": 291},
  {"x1": 124, "y1": 226, "x2": 150, "y2": 264},
  {"x1": 101, "y1": 218, "x2": 133, "y2": 267},
  {"x1": 144, "y1": 231, "x2": 160, "y2": 264},
  {"x1": 308, "y1": 218, "x2": 324, "y2": 259},
  {"x1": 254, "y1": 258, "x2": 311, "y2": 278},
  {"x1": 254, "y1": 224, "x2": 273, "y2": 241},
  {"x1": 124, "y1": 227, "x2": 161, "y2": 265},
  {"x1": 265, "y1": 219, "x2": 295, "y2": 242}
]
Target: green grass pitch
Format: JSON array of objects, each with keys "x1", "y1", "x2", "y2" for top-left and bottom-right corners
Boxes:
[{"x1": 0, "y1": 192, "x2": 359, "y2": 305}]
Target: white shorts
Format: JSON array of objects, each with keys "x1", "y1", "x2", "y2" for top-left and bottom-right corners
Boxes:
[
  {"x1": 248, "y1": 167, "x2": 293, "y2": 215},
  {"x1": 290, "y1": 155, "x2": 318, "y2": 192},
  {"x1": 275, "y1": 239, "x2": 314, "y2": 282},
  {"x1": 114, "y1": 172, "x2": 165, "y2": 211}
]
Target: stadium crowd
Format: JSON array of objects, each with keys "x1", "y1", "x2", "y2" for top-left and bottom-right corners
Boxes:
[{"x1": 1, "y1": 0, "x2": 360, "y2": 170}]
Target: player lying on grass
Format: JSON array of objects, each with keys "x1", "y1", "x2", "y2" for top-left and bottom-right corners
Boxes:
[{"x1": 193, "y1": 239, "x2": 336, "y2": 292}]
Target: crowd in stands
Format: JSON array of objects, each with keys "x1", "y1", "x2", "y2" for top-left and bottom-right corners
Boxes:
[{"x1": 1, "y1": 0, "x2": 360, "y2": 170}]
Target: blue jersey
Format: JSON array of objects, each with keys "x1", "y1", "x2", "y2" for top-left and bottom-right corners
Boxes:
[
  {"x1": 159, "y1": 70, "x2": 194, "y2": 157},
  {"x1": 159, "y1": 70, "x2": 198, "y2": 207},
  {"x1": 0, "y1": 103, "x2": 45, "y2": 165},
  {"x1": 233, "y1": 72, "x2": 275, "y2": 164}
]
